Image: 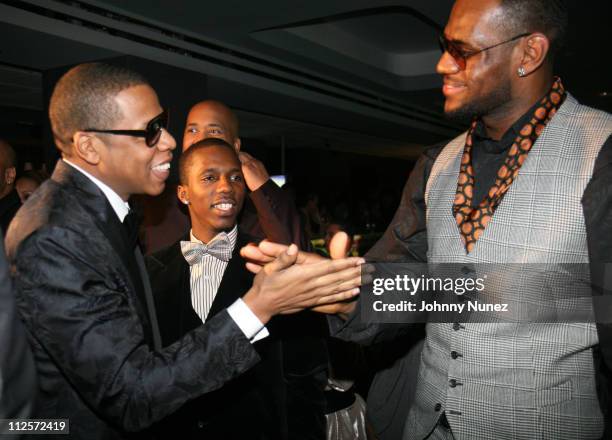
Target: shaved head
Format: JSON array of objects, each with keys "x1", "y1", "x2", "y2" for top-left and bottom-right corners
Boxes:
[
  {"x1": 0, "y1": 139, "x2": 16, "y2": 169},
  {"x1": 183, "y1": 100, "x2": 240, "y2": 151}
]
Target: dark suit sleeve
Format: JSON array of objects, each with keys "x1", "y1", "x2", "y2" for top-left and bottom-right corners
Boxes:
[
  {"x1": 0, "y1": 234, "x2": 36, "y2": 435},
  {"x1": 14, "y1": 226, "x2": 260, "y2": 432},
  {"x1": 330, "y1": 147, "x2": 441, "y2": 344},
  {"x1": 583, "y1": 133, "x2": 612, "y2": 435},
  {"x1": 249, "y1": 179, "x2": 306, "y2": 247}
]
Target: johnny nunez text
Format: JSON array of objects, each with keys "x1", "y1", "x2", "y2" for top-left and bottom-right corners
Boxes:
[{"x1": 372, "y1": 300, "x2": 509, "y2": 313}]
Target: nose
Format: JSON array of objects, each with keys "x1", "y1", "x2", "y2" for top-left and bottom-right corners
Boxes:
[
  {"x1": 436, "y1": 51, "x2": 460, "y2": 76},
  {"x1": 216, "y1": 175, "x2": 233, "y2": 193},
  {"x1": 157, "y1": 128, "x2": 176, "y2": 151}
]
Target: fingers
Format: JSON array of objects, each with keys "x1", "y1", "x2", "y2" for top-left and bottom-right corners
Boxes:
[
  {"x1": 263, "y1": 244, "x2": 298, "y2": 274},
  {"x1": 311, "y1": 299, "x2": 358, "y2": 316},
  {"x1": 258, "y1": 240, "x2": 290, "y2": 258},
  {"x1": 245, "y1": 262, "x2": 263, "y2": 274},
  {"x1": 238, "y1": 151, "x2": 253, "y2": 162},
  {"x1": 329, "y1": 231, "x2": 350, "y2": 259},
  {"x1": 240, "y1": 243, "x2": 276, "y2": 264}
]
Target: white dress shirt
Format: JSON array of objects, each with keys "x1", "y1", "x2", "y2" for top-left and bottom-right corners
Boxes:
[{"x1": 186, "y1": 227, "x2": 268, "y2": 342}]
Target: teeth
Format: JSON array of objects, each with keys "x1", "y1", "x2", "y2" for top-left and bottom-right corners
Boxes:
[
  {"x1": 152, "y1": 163, "x2": 170, "y2": 171},
  {"x1": 214, "y1": 203, "x2": 234, "y2": 211}
]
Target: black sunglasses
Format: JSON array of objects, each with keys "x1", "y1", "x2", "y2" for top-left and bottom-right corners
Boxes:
[
  {"x1": 438, "y1": 33, "x2": 530, "y2": 70},
  {"x1": 85, "y1": 110, "x2": 169, "y2": 147}
]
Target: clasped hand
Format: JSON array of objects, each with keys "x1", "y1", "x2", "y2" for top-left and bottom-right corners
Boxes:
[{"x1": 241, "y1": 233, "x2": 371, "y2": 319}]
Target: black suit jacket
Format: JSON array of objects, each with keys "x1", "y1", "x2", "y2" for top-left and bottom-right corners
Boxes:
[
  {"x1": 5, "y1": 161, "x2": 261, "y2": 439},
  {"x1": 0, "y1": 233, "x2": 36, "y2": 438},
  {"x1": 146, "y1": 231, "x2": 328, "y2": 439}
]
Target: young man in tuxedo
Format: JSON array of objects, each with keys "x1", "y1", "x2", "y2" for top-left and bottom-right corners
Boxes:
[
  {"x1": 147, "y1": 137, "x2": 327, "y2": 439},
  {"x1": 5, "y1": 62, "x2": 364, "y2": 440},
  {"x1": 183, "y1": 100, "x2": 307, "y2": 249}
]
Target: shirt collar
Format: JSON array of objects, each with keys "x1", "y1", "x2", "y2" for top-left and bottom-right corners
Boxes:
[
  {"x1": 472, "y1": 96, "x2": 544, "y2": 152},
  {"x1": 190, "y1": 225, "x2": 238, "y2": 251},
  {"x1": 63, "y1": 159, "x2": 130, "y2": 222}
]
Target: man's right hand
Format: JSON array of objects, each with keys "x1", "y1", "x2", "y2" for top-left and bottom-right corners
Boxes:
[{"x1": 242, "y1": 244, "x2": 364, "y2": 323}]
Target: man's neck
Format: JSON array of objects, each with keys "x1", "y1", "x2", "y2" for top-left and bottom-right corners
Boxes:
[
  {"x1": 191, "y1": 223, "x2": 237, "y2": 244},
  {"x1": 63, "y1": 156, "x2": 129, "y2": 201},
  {"x1": 482, "y1": 76, "x2": 554, "y2": 141}
]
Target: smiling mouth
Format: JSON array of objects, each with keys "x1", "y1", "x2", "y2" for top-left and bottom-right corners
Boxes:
[
  {"x1": 212, "y1": 202, "x2": 236, "y2": 212},
  {"x1": 152, "y1": 162, "x2": 171, "y2": 172},
  {"x1": 442, "y1": 82, "x2": 466, "y2": 96}
]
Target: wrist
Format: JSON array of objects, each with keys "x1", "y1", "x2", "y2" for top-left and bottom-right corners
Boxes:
[
  {"x1": 246, "y1": 177, "x2": 268, "y2": 192},
  {"x1": 242, "y1": 288, "x2": 273, "y2": 324}
]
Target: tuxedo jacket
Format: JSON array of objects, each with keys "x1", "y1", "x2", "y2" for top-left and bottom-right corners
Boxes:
[
  {"x1": 5, "y1": 161, "x2": 261, "y2": 439},
  {"x1": 146, "y1": 231, "x2": 328, "y2": 439}
]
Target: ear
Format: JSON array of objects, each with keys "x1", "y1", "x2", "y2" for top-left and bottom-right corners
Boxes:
[
  {"x1": 517, "y1": 33, "x2": 550, "y2": 76},
  {"x1": 73, "y1": 131, "x2": 102, "y2": 165},
  {"x1": 4, "y1": 167, "x2": 16, "y2": 185},
  {"x1": 177, "y1": 184, "x2": 190, "y2": 205},
  {"x1": 233, "y1": 137, "x2": 242, "y2": 152}
]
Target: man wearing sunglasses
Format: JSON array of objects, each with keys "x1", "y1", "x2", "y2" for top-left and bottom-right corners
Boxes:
[
  {"x1": 4, "y1": 62, "x2": 364, "y2": 440},
  {"x1": 244, "y1": 0, "x2": 612, "y2": 439}
]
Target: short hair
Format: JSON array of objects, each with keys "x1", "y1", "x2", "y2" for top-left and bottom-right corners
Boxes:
[
  {"x1": 499, "y1": 0, "x2": 568, "y2": 58},
  {"x1": 18, "y1": 170, "x2": 48, "y2": 186},
  {"x1": 179, "y1": 137, "x2": 238, "y2": 185},
  {"x1": 49, "y1": 62, "x2": 150, "y2": 152},
  {"x1": 0, "y1": 139, "x2": 16, "y2": 169}
]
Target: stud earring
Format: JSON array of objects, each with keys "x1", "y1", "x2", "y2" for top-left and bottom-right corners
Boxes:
[
  {"x1": 183, "y1": 200, "x2": 189, "y2": 205},
  {"x1": 517, "y1": 66, "x2": 526, "y2": 77}
]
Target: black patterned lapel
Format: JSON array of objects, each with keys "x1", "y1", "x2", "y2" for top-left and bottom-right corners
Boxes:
[{"x1": 57, "y1": 162, "x2": 156, "y2": 347}]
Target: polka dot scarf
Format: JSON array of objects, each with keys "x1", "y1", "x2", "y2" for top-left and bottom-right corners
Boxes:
[{"x1": 453, "y1": 77, "x2": 566, "y2": 253}]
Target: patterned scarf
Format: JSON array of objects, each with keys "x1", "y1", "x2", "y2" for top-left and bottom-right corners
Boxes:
[{"x1": 453, "y1": 77, "x2": 566, "y2": 253}]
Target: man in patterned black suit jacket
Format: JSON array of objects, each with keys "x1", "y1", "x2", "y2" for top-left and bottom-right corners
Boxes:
[{"x1": 5, "y1": 62, "x2": 363, "y2": 439}]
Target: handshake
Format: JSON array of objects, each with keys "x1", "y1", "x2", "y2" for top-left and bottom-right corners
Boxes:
[{"x1": 240, "y1": 232, "x2": 371, "y2": 323}]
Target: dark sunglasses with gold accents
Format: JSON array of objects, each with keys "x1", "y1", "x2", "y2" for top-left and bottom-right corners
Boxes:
[
  {"x1": 84, "y1": 110, "x2": 169, "y2": 147},
  {"x1": 438, "y1": 33, "x2": 530, "y2": 71}
]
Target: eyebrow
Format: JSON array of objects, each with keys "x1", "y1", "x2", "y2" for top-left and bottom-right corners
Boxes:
[
  {"x1": 199, "y1": 167, "x2": 242, "y2": 174},
  {"x1": 444, "y1": 34, "x2": 474, "y2": 48}
]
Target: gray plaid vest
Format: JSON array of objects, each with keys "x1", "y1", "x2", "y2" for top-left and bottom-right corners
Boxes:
[{"x1": 405, "y1": 95, "x2": 612, "y2": 440}]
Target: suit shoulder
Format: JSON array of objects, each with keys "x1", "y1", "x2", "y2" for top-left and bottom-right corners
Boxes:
[
  {"x1": 146, "y1": 240, "x2": 182, "y2": 271},
  {"x1": 5, "y1": 180, "x2": 74, "y2": 260}
]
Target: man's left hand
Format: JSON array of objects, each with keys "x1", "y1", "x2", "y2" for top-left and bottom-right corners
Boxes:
[{"x1": 238, "y1": 151, "x2": 269, "y2": 191}]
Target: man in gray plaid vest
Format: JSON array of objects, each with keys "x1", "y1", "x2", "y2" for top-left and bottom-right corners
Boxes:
[{"x1": 242, "y1": 0, "x2": 612, "y2": 438}]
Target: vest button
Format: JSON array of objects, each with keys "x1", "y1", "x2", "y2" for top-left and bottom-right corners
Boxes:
[
  {"x1": 453, "y1": 322, "x2": 461, "y2": 331},
  {"x1": 451, "y1": 351, "x2": 459, "y2": 359},
  {"x1": 197, "y1": 421, "x2": 205, "y2": 429},
  {"x1": 434, "y1": 403, "x2": 442, "y2": 412},
  {"x1": 449, "y1": 379, "x2": 457, "y2": 388}
]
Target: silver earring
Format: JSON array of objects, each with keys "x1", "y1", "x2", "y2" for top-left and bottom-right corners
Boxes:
[
  {"x1": 183, "y1": 200, "x2": 189, "y2": 205},
  {"x1": 518, "y1": 66, "x2": 526, "y2": 77}
]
